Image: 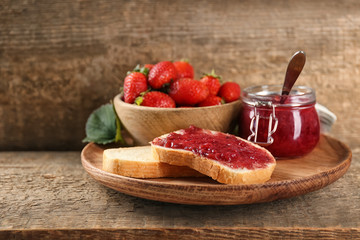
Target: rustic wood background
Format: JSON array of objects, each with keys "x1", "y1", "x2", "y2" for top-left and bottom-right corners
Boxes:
[{"x1": 1, "y1": 0, "x2": 359, "y2": 150}]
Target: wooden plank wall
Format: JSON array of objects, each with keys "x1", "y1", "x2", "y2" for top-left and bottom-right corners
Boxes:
[{"x1": 1, "y1": 0, "x2": 359, "y2": 150}]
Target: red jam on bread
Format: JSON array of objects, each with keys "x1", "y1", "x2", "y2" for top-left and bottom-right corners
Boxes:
[{"x1": 152, "y1": 126, "x2": 274, "y2": 170}]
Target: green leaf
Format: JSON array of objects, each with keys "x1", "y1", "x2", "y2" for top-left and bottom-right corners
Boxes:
[
  {"x1": 140, "y1": 66, "x2": 150, "y2": 76},
  {"x1": 127, "y1": 64, "x2": 150, "y2": 77},
  {"x1": 134, "y1": 96, "x2": 144, "y2": 106},
  {"x1": 82, "y1": 103, "x2": 124, "y2": 145},
  {"x1": 202, "y1": 69, "x2": 222, "y2": 81}
]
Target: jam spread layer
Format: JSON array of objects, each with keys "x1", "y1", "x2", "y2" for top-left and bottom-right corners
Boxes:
[{"x1": 152, "y1": 126, "x2": 274, "y2": 170}]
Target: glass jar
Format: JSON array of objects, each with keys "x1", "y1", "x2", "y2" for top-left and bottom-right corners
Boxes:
[{"x1": 239, "y1": 85, "x2": 320, "y2": 158}]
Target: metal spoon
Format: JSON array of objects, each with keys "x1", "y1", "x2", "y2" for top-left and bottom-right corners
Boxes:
[{"x1": 280, "y1": 51, "x2": 306, "y2": 103}]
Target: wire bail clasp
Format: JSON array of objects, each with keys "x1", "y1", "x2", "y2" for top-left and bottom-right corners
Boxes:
[{"x1": 247, "y1": 101, "x2": 278, "y2": 146}]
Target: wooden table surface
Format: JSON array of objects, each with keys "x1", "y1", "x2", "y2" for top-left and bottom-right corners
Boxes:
[{"x1": 1, "y1": 147, "x2": 359, "y2": 239}]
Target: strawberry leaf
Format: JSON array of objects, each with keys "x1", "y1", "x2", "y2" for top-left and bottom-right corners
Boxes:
[
  {"x1": 158, "y1": 82, "x2": 171, "y2": 94},
  {"x1": 83, "y1": 103, "x2": 125, "y2": 145},
  {"x1": 127, "y1": 64, "x2": 150, "y2": 77},
  {"x1": 133, "y1": 64, "x2": 141, "y2": 71},
  {"x1": 134, "y1": 96, "x2": 144, "y2": 106},
  {"x1": 202, "y1": 69, "x2": 222, "y2": 80},
  {"x1": 134, "y1": 89, "x2": 152, "y2": 106},
  {"x1": 140, "y1": 67, "x2": 150, "y2": 76}
]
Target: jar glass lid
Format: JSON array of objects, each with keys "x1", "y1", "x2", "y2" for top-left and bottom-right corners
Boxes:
[{"x1": 242, "y1": 84, "x2": 316, "y2": 107}]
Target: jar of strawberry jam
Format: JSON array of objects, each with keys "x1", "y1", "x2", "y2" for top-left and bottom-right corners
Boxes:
[{"x1": 239, "y1": 85, "x2": 320, "y2": 158}]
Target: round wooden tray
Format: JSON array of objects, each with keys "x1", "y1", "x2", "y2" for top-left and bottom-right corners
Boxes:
[{"x1": 81, "y1": 135, "x2": 352, "y2": 205}]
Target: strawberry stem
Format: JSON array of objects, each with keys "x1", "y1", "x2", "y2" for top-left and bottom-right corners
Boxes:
[
  {"x1": 127, "y1": 64, "x2": 150, "y2": 77},
  {"x1": 202, "y1": 69, "x2": 222, "y2": 80},
  {"x1": 134, "y1": 89, "x2": 150, "y2": 106},
  {"x1": 134, "y1": 96, "x2": 144, "y2": 106}
]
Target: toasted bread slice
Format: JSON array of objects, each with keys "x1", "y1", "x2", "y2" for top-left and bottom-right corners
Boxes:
[
  {"x1": 103, "y1": 146, "x2": 203, "y2": 178},
  {"x1": 151, "y1": 127, "x2": 276, "y2": 185}
]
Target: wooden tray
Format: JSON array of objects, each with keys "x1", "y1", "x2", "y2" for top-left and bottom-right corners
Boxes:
[{"x1": 81, "y1": 135, "x2": 352, "y2": 205}]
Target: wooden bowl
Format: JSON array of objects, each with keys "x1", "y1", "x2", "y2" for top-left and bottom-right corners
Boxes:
[{"x1": 113, "y1": 94, "x2": 242, "y2": 145}]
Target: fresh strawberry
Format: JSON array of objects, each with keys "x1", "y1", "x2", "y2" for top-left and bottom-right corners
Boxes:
[
  {"x1": 198, "y1": 95, "x2": 223, "y2": 107},
  {"x1": 144, "y1": 64, "x2": 154, "y2": 71},
  {"x1": 169, "y1": 78, "x2": 209, "y2": 106},
  {"x1": 123, "y1": 72, "x2": 148, "y2": 104},
  {"x1": 173, "y1": 60, "x2": 194, "y2": 79},
  {"x1": 218, "y1": 82, "x2": 241, "y2": 103},
  {"x1": 136, "y1": 91, "x2": 176, "y2": 108},
  {"x1": 200, "y1": 70, "x2": 221, "y2": 96},
  {"x1": 148, "y1": 61, "x2": 177, "y2": 89}
]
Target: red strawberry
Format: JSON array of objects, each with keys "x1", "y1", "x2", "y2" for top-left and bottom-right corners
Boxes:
[
  {"x1": 198, "y1": 96, "x2": 223, "y2": 107},
  {"x1": 123, "y1": 72, "x2": 148, "y2": 103},
  {"x1": 173, "y1": 60, "x2": 194, "y2": 79},
  {"x1": 148, "y1": 61, "x2": 177, "y2": 89},
  {"x1": 200, "y1": 70, "x2": 221, "y2": 96},
  {"x1": 136, "y1": 91, "x2": 176, "y2": 108},
  {"x1": 169, "y1": 78, "x2": 209, "y2": 106},
  {"x1": 218, "y1": 82, "x2": 241, "y2": 103}
]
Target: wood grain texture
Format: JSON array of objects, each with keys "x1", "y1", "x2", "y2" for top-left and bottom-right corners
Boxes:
[
  {"x1": 1, "y1": 228, "x2": 359, "y2": 240},
  {"x1": 81, "y1": 135, "x2": 351, "y2": 205},
  {"x1": 1, "y1": 0, "x2": 360, "y2": 150},
  {"x1": 1, "y1": 148, "x2": 359, "y2": 239}
]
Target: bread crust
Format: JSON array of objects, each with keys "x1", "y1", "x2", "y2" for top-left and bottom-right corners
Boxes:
[
  {"x1": 103, "y1": 147, "x2": 203, "y2": 178},
  {"x1": 151, "y1": 134, "x2": 276, "y2": 185}
]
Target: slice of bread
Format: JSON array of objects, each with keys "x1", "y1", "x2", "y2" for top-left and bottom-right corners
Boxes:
[
  {"x1": 103, "y1": 146, "x2": 203, "y2": 178},
  {"x1": 151, "y1": 128, "x2": 276, "y2": 185}
]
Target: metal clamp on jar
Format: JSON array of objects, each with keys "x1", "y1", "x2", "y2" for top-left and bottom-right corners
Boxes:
[{"x1": 248, "y1": 101, "x2": 278, "y2": 146}]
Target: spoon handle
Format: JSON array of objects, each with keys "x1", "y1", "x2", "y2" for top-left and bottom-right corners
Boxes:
[{"x1": 281, "y1": 51, "x2": 306, "y2": 96}]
